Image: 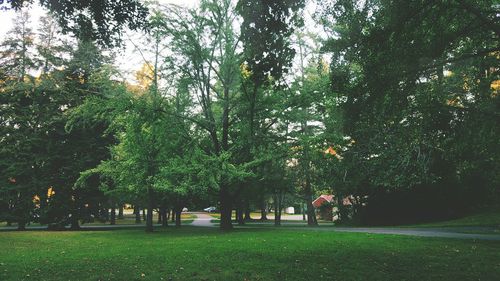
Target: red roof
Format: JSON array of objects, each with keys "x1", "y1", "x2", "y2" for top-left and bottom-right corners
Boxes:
[
  {"x1": 312, "y1": 195, "x2": 334, "y2": 208},
  {"x1": 312, "y1": 194, "x2": 352, "y2": 208}
]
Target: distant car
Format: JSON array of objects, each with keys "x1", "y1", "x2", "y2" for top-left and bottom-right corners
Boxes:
[{"x1": 204, "y1": 206, "x2": 216, "y2": 213}]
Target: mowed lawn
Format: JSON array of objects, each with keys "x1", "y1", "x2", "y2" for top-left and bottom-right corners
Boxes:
[
  {"x1": 402, "y1": 210, "x2": 500, "y2": 228},
  {"x1": 0, "y1": 228, "x2": 499, "y2": 281}
]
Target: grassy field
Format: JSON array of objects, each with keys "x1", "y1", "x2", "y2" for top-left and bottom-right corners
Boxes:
[
  {"x1": 0, "y1": 227, "x2": 499, "y2": 281},
  {"x1": 401, "y1": 210, "x2": 500, "y2": 228}
]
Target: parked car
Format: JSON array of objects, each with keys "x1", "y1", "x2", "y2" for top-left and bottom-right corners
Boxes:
[{"x1": 203, "y1": 206, "x2": 217, "y2": 213}]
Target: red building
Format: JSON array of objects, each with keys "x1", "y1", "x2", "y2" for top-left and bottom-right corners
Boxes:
[
  {"x1": 312, "y1": 195, "x2": 334, "y2": 208},
  {"x1": 312, "y1": 194, "x2": 352, "y2": 221}
]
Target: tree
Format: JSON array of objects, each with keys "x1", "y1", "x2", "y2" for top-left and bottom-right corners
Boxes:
[
  {"x1": 0, "y1": 11, "x2": 118, "y2": 229},
  {"x1": 237, "y1": 0, "x2": 306, "y2": 87},
  {"x1": 235, "y1": 0, "x2": 306, "y2": 224},
  {"x1": 162, "y1": 0, "x2": 245, "y2": 230},
  {"x1": 0, "y1": 9, "x2": 36, "y2": 82},
  {"x1": 10, "y1": 0, "x2": 148, "y2": 46},
  {"x1": 43, "y1": 39, "x2": 115, "y2": 230},
  {"x1": 0, "y1": 82, "x2": 44, "y2": 229},
  {"x1": 37, "y1": 15, "x2": 72, "y2": 75},
  {"x1": 0, "y1": 11, "x2": 52, "y2": 230},
  {"x1": 319, "y1": 0, "x2": 500, "y2": 223}
]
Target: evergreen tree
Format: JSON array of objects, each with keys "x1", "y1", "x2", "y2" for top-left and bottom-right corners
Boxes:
[
  {"x1": 0, "y1": 9, "x2": 36, "y2": 82},
  {"x1": 37, "y1": 15, "x2": 71, "y2": 75}
]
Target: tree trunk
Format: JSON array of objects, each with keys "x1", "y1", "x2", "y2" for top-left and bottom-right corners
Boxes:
[
  {"x1": 306, "y1": 197, "x2": 318, "y2": 226},
  {"x1": 157, "y1": 208, "x2": 162, "y2": 224},
  {"x1": 171, "y1": 209, "x2": 175, "y2": 222},
  {"x1": 101, "y1": 206, "x2": 109, "y2": 222},
  {"x1": 17, "y1": 220, "x2": 26, "y2": 231},
  {"x1": 70, "y1": 214, "x2": 80, "y2": 230},
  {"x1": 161, "y1": 207, "x2": 168, "y2": 227},
  {"x1": 337, "y1": 195, "x2": 349, "y2": 223},
  {"x1": 260, "y1": 199, "x2": 268, "y2": 221},
  {"x1": 244, "y1": 209, "x2": 252, "y2": 221},
  {"x1": 146, "y1": 207, "x2": 153, "y2": 232},
  {"x1": 110, "y1": 205, "x2": 116, "y2": 225},
  {"x1": 175, "y1": 208, "x2": 182, "y2": 227},
  {"x1": 237, "y1": 204, "x2": 245, "y2": 225},
  {"x1": 302, "y1": 203, "x2": 306, "y2": 221},
  {"x1": 304, "y1": 165, "x2": 318, "y2": 226},
  {"x1": 142, "y1": 208, "x2": 146, "y2": 221},
  {"x1": 134, "y1": 205, "x2": 141, "y2": 223},
  {"x1": 146, "y1": 189, "x2": 154, "y2": 232},
  {"x1": 70, "y1": 196, "x2": 81, "y2": 230},
  {"x1": 219, "y1": 186, "x2": 233, "y2": 230},
  {"x1": 118, "y1": 205, "x2": 124, "y2": 219},
  {"x1": 274, "y1": 194, "x2": 282, "y2": 226},
  {"x1": 39, "y1": 194, "x2": 48, "y2": 225},
  {"x1": 244, "y1": 200, "x2": 252, "y2": 221}
]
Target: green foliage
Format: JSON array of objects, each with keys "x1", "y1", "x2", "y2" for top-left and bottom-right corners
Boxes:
[
  {"x1": 3, "y1": 0, "x2": 497, "y2": 229},
  {"x1": 0, "y1": 9, "x2": 36, "y2": 81},
  {"x1": 10, "y1": 0, "x2": 148, "y2": 46},
  {"x1": 237, "y1": 0, "x2": 306, "y2": 86},
  {"x1": 0, "y1": 13, "x2": 117, "y2": 228},
  {"x1": 319, "y1": 0, "x2": 500, "y2": 221}
]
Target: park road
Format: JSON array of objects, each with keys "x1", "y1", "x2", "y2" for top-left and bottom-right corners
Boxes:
[{"x1": 190, "y1": 212, "x2": 215, "y2": 227}]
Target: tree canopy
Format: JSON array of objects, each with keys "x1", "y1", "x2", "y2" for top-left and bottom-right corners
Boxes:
[
  {"x1": 1, "y1": 0, "x2": 498, "y2": 231},
  {"x1": 10, "y1": 0, "x2": 148, "y2": 46}
]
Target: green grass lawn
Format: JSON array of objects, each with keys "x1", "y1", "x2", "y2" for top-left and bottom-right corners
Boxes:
[
  {"x1": 0, "y1": 227, "x2": 499, "y2": 281},
  {"x1": 399, "y1": 209, "x2": 500, "y2": 228}
]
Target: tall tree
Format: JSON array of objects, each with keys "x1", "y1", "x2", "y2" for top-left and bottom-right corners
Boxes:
[
  {"x1": 163, "y1": 0, "x2": 244, "y2": 230},
  {"x1": 0, "y1": 9, "x2": 36, "y2": 82},
  {"x1": 37, "y1": 15, "x2": 71, "y2": 75},
  {"x1": 0, "y1": 10, "x2": 51, "y2": 230},
  {"x1": 236, "y1": 0, "x2": 306, "y2": 224}
]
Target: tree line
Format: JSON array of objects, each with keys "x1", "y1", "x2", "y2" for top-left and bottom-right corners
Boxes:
[{"x1": 1, "y1": 0, "x2": 498, "y2": 231}]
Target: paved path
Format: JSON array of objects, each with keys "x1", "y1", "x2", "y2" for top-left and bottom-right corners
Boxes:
[
  {"x1": 221, "y1": 224, "x2": 500, "y2": 241},
  {"x1": 190, "y1": 212, "x2": 215, "y2": 227},
  {"x1": 232, "y1": 222, "x2": 500, "y2": 241},
  {"x1": 237, "y1": 225, "x2": 500, "y2": 240}
]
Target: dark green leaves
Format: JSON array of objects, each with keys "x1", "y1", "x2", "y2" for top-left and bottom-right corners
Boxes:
[
  {"x1": 237, "y1": 0, "x2": 305, "y2": 86},
  {"x1": 10, "y1": 0, "x2": 148, "y2": 47}
]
